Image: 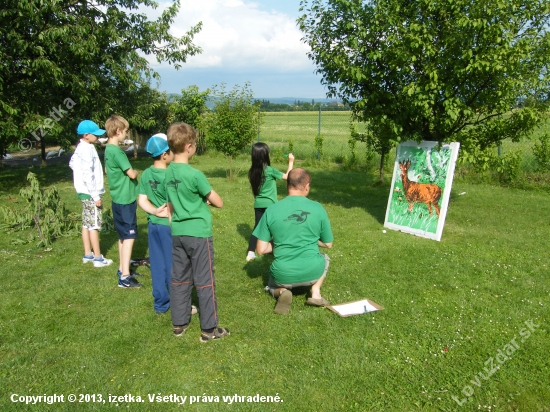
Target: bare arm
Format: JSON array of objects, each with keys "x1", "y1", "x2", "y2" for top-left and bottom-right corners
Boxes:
[
  {"x1": 167, "y1": 202, "x2": 173, "y2": 223},
  {"x1": 256, "y1": 239, "x2": 273, "y2": 256},
  {"x1": 318, "y1": 240, "x2": 333, "y2": 249},
  {"x1": 125, "y1": 168, "x2": 138, "y2": 180},
  {"x1": 138, "y1": 194, "x2": 168, "y2": 217},
  {"x1": 281, "y1": 153, "x2": 295, "y2": 180},
  {"x1": 206, "y1": 190, "x2": 223, "y2": 208}
]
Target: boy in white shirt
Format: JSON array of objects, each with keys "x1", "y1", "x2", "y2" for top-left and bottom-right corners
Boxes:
[{"x1": 69, "y1": 120, "x2": 113, "y2": 267}]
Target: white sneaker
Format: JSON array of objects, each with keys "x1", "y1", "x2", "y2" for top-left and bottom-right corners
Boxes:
[
  {"x1": 93, "y1": 255, "x2": 113, "y2": 268},
  {"x1": 82, "y1": 254, "x2": 94, "y2": 264},
  {"x1": 246, "y1": 252, "x2": 256, "y2": 262},
  {"x1": 191, "y1": 305, "x2": 198, "y2": 315}
]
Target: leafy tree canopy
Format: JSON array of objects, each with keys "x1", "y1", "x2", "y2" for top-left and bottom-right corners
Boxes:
[
  {"x1": 0, "y1": 0, "x2": 202, "y2": 158},
  {"x1": 298, "y1": 0, "x2": 550, "y2": 149},
  {"x1": 206, "y1": 82, "x2": 260, "y2": 180}
]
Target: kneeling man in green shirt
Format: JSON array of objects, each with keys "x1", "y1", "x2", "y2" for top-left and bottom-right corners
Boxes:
[{"x1": 253, "y1": 168, "x2": 334, "y2": 314}]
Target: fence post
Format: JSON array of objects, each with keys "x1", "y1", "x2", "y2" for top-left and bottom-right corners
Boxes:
[
  {"x1": 258, "y1": 107, "x2": 261, "y2": 142},
  {"x1": 317, "y1": 105, "x2": 321, "y2": 160}
]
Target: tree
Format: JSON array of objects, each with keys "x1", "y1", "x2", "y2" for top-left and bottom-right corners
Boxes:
[
  {"x1": 0, "y1": 0, "x2": 202, "y2": 161},
  {"x1": 298, "y1": 0, "x2": 550, "y2": 176},
  {"x1": 206, "y1": 83, "x2": 260, "y2": 180},
  {"x1": 169, "y1": 86, "x2": 210, "y2": 154}
]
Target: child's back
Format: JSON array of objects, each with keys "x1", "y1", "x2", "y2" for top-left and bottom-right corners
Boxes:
[
  {"x1": 104, "y1": 115, "x2": 140, "y2": 288},
  {"x1": 139, "y1": 133, "x2": 174, "y2": 313},
  {"x1": 166, "y1": 122, "x2": 229, "y2": 343},
  {"x1": 104, "y1": 143, "x2": 138, "y2": 205}
]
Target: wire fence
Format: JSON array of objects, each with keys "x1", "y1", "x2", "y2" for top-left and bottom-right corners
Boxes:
[
  {"x1": 257, "y1": 108, "x2": 543, "y2": 171},
  {"x1": 258, "y1": 110, "x2": 368, "y2": 163}
]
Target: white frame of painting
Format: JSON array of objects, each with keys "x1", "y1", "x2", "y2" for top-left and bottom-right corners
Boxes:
[{"x1": 384, "y1": 140, "x2": 460, "y2": 241}]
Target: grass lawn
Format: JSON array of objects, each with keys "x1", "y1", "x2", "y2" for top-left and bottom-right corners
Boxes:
[{"x1": 0, "y1": 152, "x2": 548, "y2": 411}]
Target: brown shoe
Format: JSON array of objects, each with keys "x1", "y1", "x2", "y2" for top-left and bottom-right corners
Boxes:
[
  {"x1": 305, "y1": 297, "x2": 330, "y2": 307},
  {"x1": 274, "y1": 289, "x2": 292, "y2": 314}
]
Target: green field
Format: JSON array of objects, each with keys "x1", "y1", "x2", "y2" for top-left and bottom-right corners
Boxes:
[
  {"x1": 260, "y1": 111, "x2": 368, "y2": 162},
  {"x1": 258, "y1": 111, "x2": 543, "y2": 173},
  {"x1": 0, "y1": 153, "x2": 548, "y2": 411}
]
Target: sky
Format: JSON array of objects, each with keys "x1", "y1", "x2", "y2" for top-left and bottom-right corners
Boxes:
[{"x1": 145, "y1": 0, "x2": 329, "y2": 99}]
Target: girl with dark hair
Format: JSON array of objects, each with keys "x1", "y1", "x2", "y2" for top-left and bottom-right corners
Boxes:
[{"x1": 246, "y1": 142, "x2": 294, "y2": 261}]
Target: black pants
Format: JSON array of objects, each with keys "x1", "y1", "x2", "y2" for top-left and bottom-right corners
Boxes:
[{"x1": 247, "y1": 208, "x2": 267, "y2": 253}]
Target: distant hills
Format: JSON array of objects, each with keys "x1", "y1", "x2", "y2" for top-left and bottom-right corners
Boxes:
[{"x1": 255, "y1": 97, "x2": 341, "y2": 105}]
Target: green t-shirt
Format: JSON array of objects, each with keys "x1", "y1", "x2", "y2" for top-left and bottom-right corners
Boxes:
[
  {"x1": 253, "y1": 195, "x2": 334, "y2": 284},
  {"x1": 165, "y1": 162, "x2": 213, "y2": 238},
  {"x1": 104, "y1": 144, "x2": 138, "y2": 205},
  {"x1": 254, "y1": 166, "x2": 284, "y2": 208},
  {"x1": 139, "y1": 166, "x2": 169, "y2": 226}
]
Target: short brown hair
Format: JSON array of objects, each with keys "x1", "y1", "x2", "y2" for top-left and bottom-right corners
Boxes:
[
  {"x1": 105, "y1": 115, "x2": 129, "y2": 138},
  {"x1": 167, "y1": 122, "x2": 198, "y2": 154},
  {"x1": 287, "y1": 168, "x2": 311, "y2": 190}
]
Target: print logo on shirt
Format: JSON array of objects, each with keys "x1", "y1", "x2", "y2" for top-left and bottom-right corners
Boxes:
[
  {"x1": 166, "y1": 178, "x2": 181, "y2": 190},
  {"x1": 284, "y1": 210, "x2": 311, "y2": 224},
  {"x1": 148, "y1": 180, "x2": 161, "y2": 190}
]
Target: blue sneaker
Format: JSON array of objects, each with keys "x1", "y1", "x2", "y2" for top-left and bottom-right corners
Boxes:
[
  {"x1": 93, "y1": 255, "x2": 113, "y2": 268},
  {"x1": 118, "y1": 275, "x2": 142, "y2": 288},
  {"x1": 82, "y1": 254, "x2": 94, "y2": 264},
  {"x1": 117, "y1": 269, "x2": 140, "y2": 279}
]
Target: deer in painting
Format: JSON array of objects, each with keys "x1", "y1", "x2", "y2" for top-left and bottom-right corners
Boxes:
[{"x1": 398, "y1": 159, "x2": 443, "y2": 217}]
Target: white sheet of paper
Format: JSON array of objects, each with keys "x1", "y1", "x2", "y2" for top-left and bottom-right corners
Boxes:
[{"x1": 330, "y1": 299, "x2": 379, "y2": 316}]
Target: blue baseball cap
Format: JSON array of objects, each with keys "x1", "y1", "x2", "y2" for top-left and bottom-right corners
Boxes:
[
  {"x1": 146, "y1": 133, "x2": 169, "y2": 157},
  {"x1": 77, "y1": 120, "x2": 105, "y2": 136}
]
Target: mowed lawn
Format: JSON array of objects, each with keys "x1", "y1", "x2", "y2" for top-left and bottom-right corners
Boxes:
[{"x1": 0, "y1": 152, "x2": 548, "y2": 411}]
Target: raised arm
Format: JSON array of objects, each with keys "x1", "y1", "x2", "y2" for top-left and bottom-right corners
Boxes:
[{"x1": 281, "y1": 153, "x2": 294, "y2": 180}]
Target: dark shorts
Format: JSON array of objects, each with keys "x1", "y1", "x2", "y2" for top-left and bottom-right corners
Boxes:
[{"x1": 112, "y1": 201, "x2": 138, "y2": 240}]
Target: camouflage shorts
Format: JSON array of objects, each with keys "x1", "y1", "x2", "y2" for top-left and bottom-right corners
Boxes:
[{"x1": 81, "y1": 198, "x2": 102, "y2": 230}]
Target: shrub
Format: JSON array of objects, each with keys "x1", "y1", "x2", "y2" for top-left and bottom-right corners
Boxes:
[
  {"x1": 532, "y1": 133, "x2": 550, "y2": 171},
  {"x1": 0, "y1": 172, "x2": 79, "y2": 248}
]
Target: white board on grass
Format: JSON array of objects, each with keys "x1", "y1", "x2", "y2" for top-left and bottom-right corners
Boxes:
[{"x1": 327, "y1": 299, "x2": 384, "y2": 317}]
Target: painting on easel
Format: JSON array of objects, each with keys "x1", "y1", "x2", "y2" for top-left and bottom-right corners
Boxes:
[{"x1": 384, "y1": 141, "x2": 460, "y2": 241}]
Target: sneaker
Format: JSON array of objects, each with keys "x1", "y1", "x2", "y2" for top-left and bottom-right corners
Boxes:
[
  {"x1": 246, "y1": 252, "x2": 256, "y2": 262},
  {"x1": 117, "y1": 269, "x2": 140, "y2": 278},
  {"x1": 93, "y1": 255, "x2": 113, "y2": 268},
  {"x1": 191, "y1": 305, "x2": 198, "y2": 315},
  {"x1": 173, "y1": 324, "x2": 189, "y2": 337},
  {"x1": 82, "y1": 254, "x2": 94, "y2": 264},
  {"x1": 199, "y1": 327, "x2": 230, "y2": 343},
  {"x1": 118, "y1": 275, "x2": 142, "y2": 288}
]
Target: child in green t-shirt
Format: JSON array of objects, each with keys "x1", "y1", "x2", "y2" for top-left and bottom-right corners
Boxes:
[
  {"x1": 104, "y1": 115, "x2": 140, "y2": 288},
  {"x1": 165, "y1": 122, "x2": 229, "y2": 343},
  {"x1": 246, "y1": 142, "x2": 294, "y2": 262},
  {"x1": 137, "y1": 133, "x2": 199, "y2": 316},
  {"x1": 138, "y1": 133, "x2": 173, "y2": 312}
]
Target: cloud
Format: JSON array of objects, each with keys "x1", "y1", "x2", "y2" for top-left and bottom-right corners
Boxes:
[{"x1": 148, "y1": 0, "x2": 312, "y2": 72}]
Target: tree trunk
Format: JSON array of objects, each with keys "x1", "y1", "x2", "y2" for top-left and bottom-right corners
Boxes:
[
  {"x1": 379, "y1": 150, "x2": 386, "y2": 184},
  {"x1": 229, "y1": 155, "x2": 233, "y2": 181},
  {"x1": 40, "y1": 137, "x2": 46, "y2": 166},
  {"x1": 133, "y1": 130, "x2": 138, "y2": 159}
]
